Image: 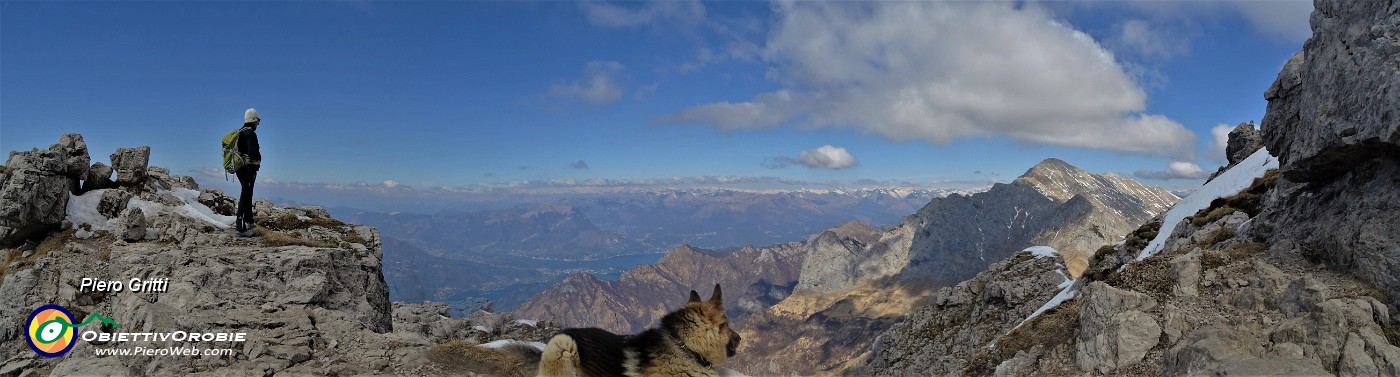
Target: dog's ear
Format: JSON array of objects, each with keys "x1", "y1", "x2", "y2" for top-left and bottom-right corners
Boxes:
[
  {"x1": 709, "y1": 283, "x2": 723, "y2": 305},
  {"x1": 689, "y1": 290, "x2": 702, "y2": 303}
]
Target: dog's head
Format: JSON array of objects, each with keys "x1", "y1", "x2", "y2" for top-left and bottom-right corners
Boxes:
[{"x1": 665, "y1": 284, "x2": 742, "y2": 366}]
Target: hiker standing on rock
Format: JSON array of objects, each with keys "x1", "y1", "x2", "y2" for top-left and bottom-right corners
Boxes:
[{"x1": 234, "y1": 108, "x2": 261, "y2": 236}]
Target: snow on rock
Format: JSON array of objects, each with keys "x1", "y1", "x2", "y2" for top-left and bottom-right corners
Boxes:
[
  {"x1": 1137, "y1": 148, "x2": 1277, "y2": 260},
  {"x1": 66, "y1": 190, "x2": 120, "y2": 235},
  {"x1": 477, "y1": 339, "x2": 546, "y2": 351},
  {"x1": 1023, "y1": 246, "x2": 1058, "y2": 258},
  {"x1": 512, "y1": 319, "x2": 538, "y2": 327},
  {"x1": 1019, "y1": 272, "x2": 1078, "y2": 327},
  {"x1": 127, "y1": 189, "x2": 235, "y2": 229},
  {"x1": 66, "y1": 188, "x2": 235, "y2": 236}
]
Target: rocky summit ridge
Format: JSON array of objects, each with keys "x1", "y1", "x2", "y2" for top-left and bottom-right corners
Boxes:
[{"x1": 0, "y1": 135, "x2": 556, "y2": 376}]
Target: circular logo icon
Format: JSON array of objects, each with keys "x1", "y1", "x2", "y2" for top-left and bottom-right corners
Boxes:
[{"x1": 27, "y1": 304, "x2": 77, "y2": 358}]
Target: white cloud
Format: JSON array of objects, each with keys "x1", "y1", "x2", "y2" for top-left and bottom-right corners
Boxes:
[
  {"x1": 1134, "y1": 161, "x2": 1211, "y2": 180},
  {"x1": 550, "y1": 61, "x2": 627, "y2": 104},
  {"x1": 578, "y1": 0, "x2": 705, "y2": 29},
  {"x1": 767, "y1": 145, "x2": 858, "y2": 170},
  {"x1": 382, "y1": 179, "x2": 399, "y2": 188},
  {"x1": 1110, "y1": 19, "x2": 1191, "y2": 60},
  {"x1": 659, "y1": 1, "x2": 1197, "y2": 159},
  {"x1": 1207, "y1": 123, "x2": 1232, "y2": 162},
  {"x1": 658, "y1": 90, "x2": 806, "y2": 130},
  {"x1": 1231, "y1": 1, "x2": 1313, "y2": 42}
]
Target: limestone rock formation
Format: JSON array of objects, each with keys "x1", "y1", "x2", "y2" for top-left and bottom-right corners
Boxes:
[
  {"x1": 0, "y1": 134, "x2": 89, "y2": 246},
  {"x1": 1075, "y1": 282, "x2": 1160, "y2": 373},
  {"x1": 109, "y1": 146, "x2": 150, "y2": 185},
  {"x1": 0, "y1": 134, "x2": 539, "y2": 376},
  {"x1": 80, "y1": 162, "x2": 115, "y2": 192},
  {"x1": 853, "y1": 251, "x2": 1074, "y2": 376},
  {"x1": 1254, "y1": 0, "x2": 1400, "y2": 307},
  {"x1": 794, "y1": 221, "x2": 884, "y2": 293},
  {"x1": 116, "y1": 206, "x2": 146, "y2": 242},
  {"x1": 1226, "y1": 122, "x2": 1264, "y2": 166}
]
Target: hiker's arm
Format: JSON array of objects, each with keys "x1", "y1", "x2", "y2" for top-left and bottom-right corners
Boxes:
[{"x1": 247, "y1": 131, "x2": 261, "y2": 162}]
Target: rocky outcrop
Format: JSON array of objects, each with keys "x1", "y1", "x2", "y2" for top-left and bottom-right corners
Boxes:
[
  {"x1": 0, "y1": 134, "x2": 521, "y2": 376},
  {"x1": 80, "y1": 162, "x2": 115, "y2": 192},
  {"x1": 1253, "y1": 0, "x2": 1400, "y2": 307},
  {"x1": 853, "y1": 251, "x2": 1076, "y2": 376},
  {"x1": 1209, "y1": 122, "x2": 1267, "y2": 181},
  {"x1": 1075, "y1": 282, "x2": 1160, "y2": 373},
  {"x1": 1227, "y1": 122, "x2": 1264, "y2": 166},
  {"x1": 0, "y1": 134, "x2": 89, "y2": 246},
  {"x1": 109, "y1": 146, "x2": 150, "y2": 186},
  {"x1": 865, "y1": 161, "x2": 1400, "y2": 376},
  {"x1": 794, "y1": 221, "x2": 884, "y2": 293}
]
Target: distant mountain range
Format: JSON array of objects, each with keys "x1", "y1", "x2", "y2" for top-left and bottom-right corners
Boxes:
[
  {"x1": 510, "y1": 159, "x2": 1180, "y2": 375},
  {"x1": 329, "y1": 187, "x2": 960, "y2": 312}
]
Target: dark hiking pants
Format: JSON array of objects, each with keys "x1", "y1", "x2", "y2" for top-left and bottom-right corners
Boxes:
[{"x1": 236, "y1": 167, "x2": 258, "y2": 231}]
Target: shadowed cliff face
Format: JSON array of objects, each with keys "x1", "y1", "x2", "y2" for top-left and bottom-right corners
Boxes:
[{"x1": 1254, "y1": 0, "x2": 1400, "y2": 306}]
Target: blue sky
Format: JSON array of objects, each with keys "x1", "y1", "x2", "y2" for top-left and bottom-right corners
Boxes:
[{"x1": 2, "y1": 1, "x2": 1311, "y2": 207}]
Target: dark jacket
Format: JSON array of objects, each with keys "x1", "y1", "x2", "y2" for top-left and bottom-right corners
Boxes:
[{"x1": 238, "y1": 126, "x2": 261, "y2": 167}]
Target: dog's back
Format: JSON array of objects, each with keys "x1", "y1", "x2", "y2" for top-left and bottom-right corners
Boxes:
[{"x1": 538, "y1": 327, "x2": 629, "y2": 377}]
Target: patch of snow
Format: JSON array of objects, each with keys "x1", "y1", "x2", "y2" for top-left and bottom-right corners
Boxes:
[
  {"x1": 1023, "y1": 246, "x2": 1058, "y2": 258},
  {"x1": 1018, "y1": 274, "x2": 1079, "y2": 328},
  {"x1": 170, "y1": 188, "x2": 235, "y2": 228},
  {"x1": 512, "y1": 319, "x2": 538, "y2": 327},
  {"x1": 1137, "y1": 148, "x2": 1277, "y2": 260},
  {"x1": 126, "y1": 188, "x2": 235, "y2": 229},
  {"x1": 66, "y1": 190, "x2": 119, "y2": 232},
  {"x1": 477, "y1": 339, "x2": 546, "y2": 351},
  {"x1": 75, "y1": 229, "x2": 94, "y2": 239},
  {"x1": 471, "y1": 325, "x2": 492, "y2": 333}
]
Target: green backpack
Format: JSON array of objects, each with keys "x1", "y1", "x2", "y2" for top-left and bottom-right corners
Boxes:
[{"x1": 222, "y1": 128, "x2": 249, "y2": 175}]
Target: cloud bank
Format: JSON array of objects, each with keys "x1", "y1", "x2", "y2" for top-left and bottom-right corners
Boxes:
[
  {"x1": 1134, "y1": 161, "x2": 1211, "y2": 180},
  {"x1": 658, "y1": 1, "x2": 1197, "y2": 159},
  {"x1": 766, "y1": 145, "x2": 858, "y2": 170},
  {"x1": 551, "y1": 60, "x2": 627, "y2": 104}
]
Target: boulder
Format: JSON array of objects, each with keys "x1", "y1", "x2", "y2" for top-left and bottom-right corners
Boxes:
[
  {"x1": 1226, "y1": 122, "x2": 1264, "y2": 166},
  {"x1": 109, "y1": 146, "x2": 150, "y2": 185},
  {"x1": 97, "y1": 189, "x2": 133, "y2": 218},
  {"x1": 81, "y1": 162, "x2": 115, "y2": 192},
  {"x1": 50, "y1": 133, "x2": 90, "y2": 179},
  {"x1": 1076, "y1": 281, "x2": 1161, "y2": 373},
  {"x1": 198, "y1": 189, "x2": 237, "y2": 216},
  {"x1": 117, "y1": 207, "x2": 146, "y2": 242},
  {"x1": 0, "y1": 135, "x2": 89, "y2": 246}
]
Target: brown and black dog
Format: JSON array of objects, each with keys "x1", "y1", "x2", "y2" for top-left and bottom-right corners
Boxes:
[{"x1": 535, "y1": 284, "x2": 742, "y2": 377}]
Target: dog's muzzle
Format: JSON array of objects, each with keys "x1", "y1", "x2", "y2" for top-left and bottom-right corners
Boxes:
[{"x1": 726, "y1": 330, "x2": 742, "y2": 357}]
